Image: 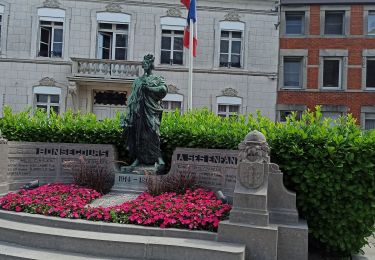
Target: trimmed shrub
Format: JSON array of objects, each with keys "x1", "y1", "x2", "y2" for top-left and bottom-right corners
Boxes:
[{"x1": 0, "y1": 106, "x2": 374, "y2": 255}]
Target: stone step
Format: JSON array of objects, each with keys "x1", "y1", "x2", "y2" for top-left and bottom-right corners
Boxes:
[
  {"x1": 0, "y1": 241, "x2": 125, "y2": 260},
  {"x1": 0, "y1": 218, "x2": 245, "y2": 260},
  {"x1": 0, "y1": 211, "x2": 216, "y2": 241}
]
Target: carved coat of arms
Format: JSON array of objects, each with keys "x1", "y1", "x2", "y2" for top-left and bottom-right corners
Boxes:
[{"x1": 238, "y1": 162, "x2": 265, "y2": 189}]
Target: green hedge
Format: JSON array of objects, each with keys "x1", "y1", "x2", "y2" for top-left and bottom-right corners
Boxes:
[{"x1": 0, "y1": 106, "x2": 374, "y2": 255}]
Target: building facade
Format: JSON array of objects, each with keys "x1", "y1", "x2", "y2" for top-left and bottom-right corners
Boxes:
[
  {"x1": 278, "y1": 0, "x2": 375, "y2": 129},
  {"x1": 0, "y1": 0, "x2": 279, "y2": 120}
]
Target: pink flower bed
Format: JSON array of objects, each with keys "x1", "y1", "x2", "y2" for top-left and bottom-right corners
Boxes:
[{"x1": 0, "y1": 184, "x2": 231, "y2": 232}]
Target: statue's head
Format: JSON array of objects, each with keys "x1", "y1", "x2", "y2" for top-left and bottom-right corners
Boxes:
[{"x1": 142, "y1": 54, "x2": 155, "y2": 74}]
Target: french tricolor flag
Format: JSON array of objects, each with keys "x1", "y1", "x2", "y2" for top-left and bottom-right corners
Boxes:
[{"x1": 181, "y1": 0, "x2": 197, "y2": 57}]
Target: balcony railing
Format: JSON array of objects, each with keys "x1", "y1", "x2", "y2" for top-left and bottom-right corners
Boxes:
[{"x1": 71, "y1": 58, "x2": 143, "y2": 80}]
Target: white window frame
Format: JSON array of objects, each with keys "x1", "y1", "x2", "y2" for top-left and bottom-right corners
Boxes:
[
  {"x1": 216, "y1": 96, "x2": 242, "y2": 118},
  {"x1": 33, "y1": 86, "x2": 61, "y2": 116},
  {"x1": 322, "y1": 57, "x2": 343, "y2": 89},
  {"x1": 35, "y1": 8, "x2": 66, "y2": 59},
  {"x1": 162, "y1": 93, "x2": 183, "y2": 112},
  {"x1": 160, "y1": 29, "x2": 184, "y2": 65},
  {"x1": 219, "y1": 30, "x2": 243, "y2": 68},
  {"x1": 216, "y1": 21, "x2": 245, "y2": 69},
  {"x1": 97, "y1": 23, "x2": 129, "y2": 60},
  {"x1": 38, "y1": 21, "x2": 64, "y2": 58}
]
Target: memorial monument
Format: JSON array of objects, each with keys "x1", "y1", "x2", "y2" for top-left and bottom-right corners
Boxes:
[
  {"x1": 120, "y1": 54, "x2": 168, "y2": 175},
  {"x1": 218, "y1": 130, "x2": 308, "y2": 260}
]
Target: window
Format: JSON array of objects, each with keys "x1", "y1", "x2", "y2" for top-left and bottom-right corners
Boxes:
[
  {"x1": 283, "y1": 57, "x2": 303, "y2": 88},
  {"x1": 217, "y1": 104, "x2": 240, "y2": 118},
  {"x1": 35, "y1": 94, "x2": 60, "y2": 116},
  {"x1": 368, "y1": 11, "x2": 375, "y2": 35},
  {"x1": 162, "y1": 101, "x2": 182, "y2": 112},
  {"x1": 365, "y1": 113, "x2": 375, "y2": 130},
  {"x1": 285, "y1": 12, "x2": 305, "y2": 35},
  {"x1": 162, "y1": 93, "x2": 183, "y2": 113},
  {"x1": 219, "y1": 31, "x2": 242, "y2": 68},
  {"x1": 323, "y1": 58, "x2": 342, "y2": 88},
  {"x1": 324, "y1": 11, "x2": 345, "y2": 35},
  {"x1": 161, "y1": 30, "x2": 183, "y2": 65},
  {"x1": 322, "y1": 111, "x2": 342, "y2": 120},
  {"x1": 0, "y1": 14, "x2": 2, "y2": 51},
  {"x1": 279, "y1": 110, "x2": 302, "y2": 122},
  {"x1": 38, "y1": 21, "x2": 63, "y2": 58},
  {"x1": 94, "y1": 90, "x2": 127, "y2": 106},
  {"x1": 97, "y1": 23, "x2": 128, "y2": 60},
  {"x1": 366, "y1": 59, "x2": 375, "y2": 88}
]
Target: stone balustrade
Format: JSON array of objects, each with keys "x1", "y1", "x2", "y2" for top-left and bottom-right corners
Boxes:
[{"x1": 71, "y1": 58, "x2": 143, "y2": 79}]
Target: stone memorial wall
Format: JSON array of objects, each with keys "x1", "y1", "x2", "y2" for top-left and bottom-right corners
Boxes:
[
  {"x1": 113, "y1": 148, "x2": 239, "y2": 197},
  {"x1": 1, "y1": 141, "x2": 116, "y2": 193},
  {"x1": 169, "y1": 148, "x2": 239, "y2": 197}
]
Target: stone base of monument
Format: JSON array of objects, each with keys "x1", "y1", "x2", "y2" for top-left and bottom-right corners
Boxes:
[
  {"x1": 112, "y1": 165, "x2": 158, "y2": 193},
  {"x1": 219, "y1": 220, "x2": 308, "y2": 260},
  {"x1": 112, "y1": 173, "x2": 147, "y2": 193}
]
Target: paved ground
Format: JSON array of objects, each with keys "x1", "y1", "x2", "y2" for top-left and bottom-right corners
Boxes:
[
  {"x1": 353, "y1": 236, "x2": 375, "y2": 260},
  {"x1": 88, "y1": 192, "x2": 139, "y2": 208}
]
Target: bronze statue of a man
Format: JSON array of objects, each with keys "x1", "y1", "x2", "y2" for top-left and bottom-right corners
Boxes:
[{"x1": 122, "y1": 54, "x2": 168, "y2": 173}]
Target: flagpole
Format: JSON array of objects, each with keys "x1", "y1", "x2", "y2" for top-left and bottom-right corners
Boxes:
[{"x1": 188, "y1": 18, "x2": 194, "y2": 111}]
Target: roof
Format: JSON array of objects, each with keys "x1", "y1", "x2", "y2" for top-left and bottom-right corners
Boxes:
[{"x1": 281, "y1": 0, "x2": 375, "y2": 5}]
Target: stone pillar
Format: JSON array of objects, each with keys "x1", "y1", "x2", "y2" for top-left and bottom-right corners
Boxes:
[
  {"x1": 68, "y1": 81, "x2": 78, "y2": 112},
  {"x1": 0, "y1": 137, "x2": 9, "y2": 194},
  {"x1": 218, "y1": 130, "x2": 308, "y2": 260}
]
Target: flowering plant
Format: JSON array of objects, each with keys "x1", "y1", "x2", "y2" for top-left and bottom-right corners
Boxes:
[
  {"x1": 0, "y1": 184, "x2": 231, "y2": 232},
  {"x1": 0, "y1": 184, "x2": 101, "y2": 218}
]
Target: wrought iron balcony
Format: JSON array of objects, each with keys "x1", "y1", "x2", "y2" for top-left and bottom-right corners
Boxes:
[{"x1": 71, "y1": 58, "x2": 143, "y2": 80}]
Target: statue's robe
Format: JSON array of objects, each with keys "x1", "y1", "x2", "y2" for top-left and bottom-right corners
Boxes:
[{"x1": 123, "y1": 74, "x2": 167, "y2": 165}]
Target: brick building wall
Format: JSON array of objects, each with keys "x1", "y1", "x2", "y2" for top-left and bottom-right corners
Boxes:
[{"x1": 278, "y1": 1, "x2": 375, "y2": 128}]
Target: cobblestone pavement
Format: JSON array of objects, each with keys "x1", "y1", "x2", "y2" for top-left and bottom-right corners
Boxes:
[{"x1": 88, "y1": 192, "x2": 139, "y2": 208}]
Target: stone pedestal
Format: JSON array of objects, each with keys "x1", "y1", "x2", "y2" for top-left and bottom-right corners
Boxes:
[
  {"x1": 112, "y1": 166, "x2": 156, "y2": 193},
  {"x1": 0, "y1": 138, "x2": 9, "y2": 195},
  {"x1": 218, "y1": 131, "x2": 308, "y2": 260}
]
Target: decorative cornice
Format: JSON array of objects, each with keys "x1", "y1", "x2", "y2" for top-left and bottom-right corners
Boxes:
[
  {"x1": 39, "y1": 77, "x2": 57, "y2": 86},
  {"x1": 221, "y1": 87, "x2": 238, "y2": 97},
  {"x1": 166, "y1": 8, "x2": 182, "y2": 17},
  {"x1": 105, "y1": 3, "x2": 123, "y2": 13},
  {"x1": 167, "y1": 84, "x2": 180, "y2": 94},
  {"x1": 43, "y1": 0, "x2": 61, "y2": 8},
  {"x1": 224, "y1": 11, "x2": 241, "y2": 21}
]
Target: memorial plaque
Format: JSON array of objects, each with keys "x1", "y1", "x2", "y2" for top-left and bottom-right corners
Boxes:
[
  {"x1": 170, "y1": 148, "x2": 239, "y2": 198},
  {"x1": 113, "y1": 173, "x2": 147, "y2": 193},
  {"x1": 4, "y1": 142, "x2": 116, "y2": 191}
]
